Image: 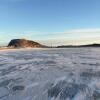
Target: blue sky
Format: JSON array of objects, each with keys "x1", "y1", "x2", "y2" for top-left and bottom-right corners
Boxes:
[{"x1": 0, "y1": 0, "x2": 100, "y2": 46}]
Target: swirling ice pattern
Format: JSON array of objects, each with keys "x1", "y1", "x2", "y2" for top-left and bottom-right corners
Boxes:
[{"x1": 0, "y1": 48, "x2": 100, "y2": 100}]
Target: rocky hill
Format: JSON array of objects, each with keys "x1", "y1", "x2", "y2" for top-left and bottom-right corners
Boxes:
[{"x1": 8, "y1": 39, "x2": 46, "y2": 48}]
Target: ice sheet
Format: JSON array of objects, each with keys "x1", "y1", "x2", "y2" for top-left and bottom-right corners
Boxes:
[{"x1": 0, "y1": 48, "x2": 100, "y2": 100}]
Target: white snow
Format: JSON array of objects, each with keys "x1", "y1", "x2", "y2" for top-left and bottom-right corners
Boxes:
[{"x1": 0, "y1": 48, "x2": 100, "y2": 100}]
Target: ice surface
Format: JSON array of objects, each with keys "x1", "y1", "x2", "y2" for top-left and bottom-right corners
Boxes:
[{"x1": 0, "y1": 48, "x2": 100, "y2": 100}]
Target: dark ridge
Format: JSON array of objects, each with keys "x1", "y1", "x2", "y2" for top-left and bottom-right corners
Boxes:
[{"x1": 57, "y1": 43, "x2": 100, "y2": 48}]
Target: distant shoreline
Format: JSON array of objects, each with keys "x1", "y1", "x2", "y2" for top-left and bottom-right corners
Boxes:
[
  {"x1": 0, "y1": 46, "x2": 100, "y2": 52},
  {"x1": 57, "y1": 43, "x2": 100, "y2": 48},
  {"x1": 1, "y1": 43, "x2": 100, "y2": 51},
  {"x1": 1, "y1": 39, "x2": 100, "y2": 50}
]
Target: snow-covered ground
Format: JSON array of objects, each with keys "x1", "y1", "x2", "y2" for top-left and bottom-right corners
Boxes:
[{"x1": 0, "y1": 48, "x2": 100, "y2": 100}]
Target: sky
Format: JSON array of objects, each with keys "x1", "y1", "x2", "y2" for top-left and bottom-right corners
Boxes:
[{"x1": 0, "y1": 0, "x2": 100, "y2": 46}]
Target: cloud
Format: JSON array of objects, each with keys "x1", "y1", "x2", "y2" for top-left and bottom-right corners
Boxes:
[{"x1": 65, "y1": 28, "x2": 100, "y2": 34}]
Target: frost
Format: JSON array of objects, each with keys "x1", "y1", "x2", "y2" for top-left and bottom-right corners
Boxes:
[{"x1": 0, "y1": 48, "x2": 100, "y2": 100}]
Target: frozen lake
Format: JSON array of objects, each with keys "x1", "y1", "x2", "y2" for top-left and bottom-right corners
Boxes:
[{"x1": 0, "y1": 48, "x2": 100, "y2": 100}]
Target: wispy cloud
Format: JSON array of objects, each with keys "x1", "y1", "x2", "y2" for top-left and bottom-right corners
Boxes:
[
  {"x1": 19, "y1": 28, "x2": 100, "y2": 41},
  {"x1": 57, "y1": 28, "x2": 100, "y2": 40},
  {"x1": 65, "y1": 28, "x2": 100, "y2": 34}
]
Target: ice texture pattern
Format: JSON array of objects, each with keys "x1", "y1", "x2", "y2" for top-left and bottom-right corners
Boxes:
[{"x1": 0, "y1": 48, "x2": 100, "y2": 100}]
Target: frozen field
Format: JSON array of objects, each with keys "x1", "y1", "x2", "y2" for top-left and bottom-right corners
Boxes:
[{"x1": 0, "y1": 48, "x2": 100, "y2": 100}]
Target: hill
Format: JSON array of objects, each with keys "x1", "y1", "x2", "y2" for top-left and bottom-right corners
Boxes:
[{"x1": 8, "y1": 39, "x2": 46, "y2": 48}]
